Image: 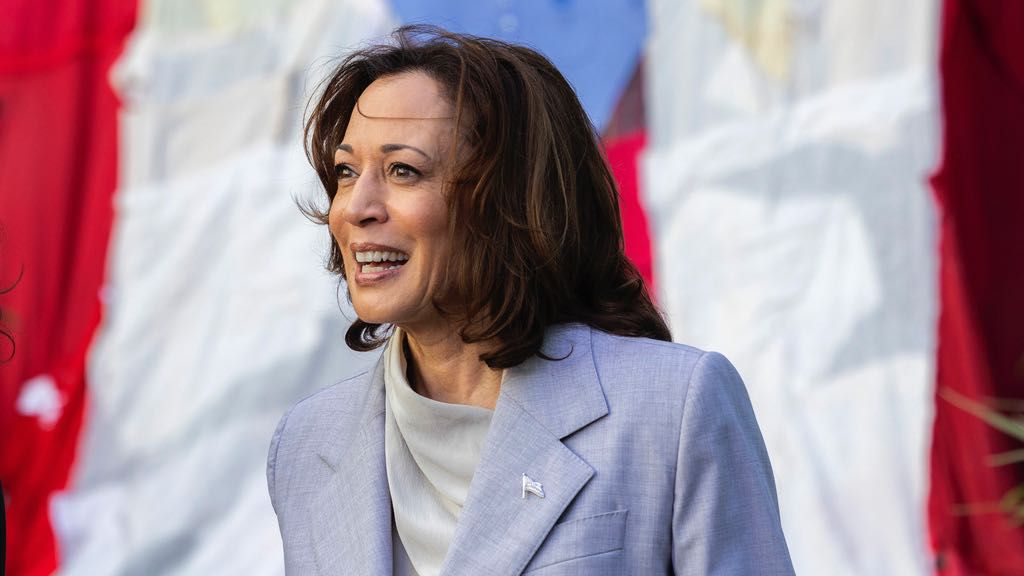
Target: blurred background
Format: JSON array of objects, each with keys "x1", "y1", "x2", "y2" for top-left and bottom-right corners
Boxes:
[{"x1": 2, "y1": 0, "x2": 1023, "y2": 574}]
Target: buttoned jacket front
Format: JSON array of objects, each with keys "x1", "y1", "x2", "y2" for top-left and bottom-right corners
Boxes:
[{"x1": 267, "y1": 324, "x2": 794, "y2": 575}]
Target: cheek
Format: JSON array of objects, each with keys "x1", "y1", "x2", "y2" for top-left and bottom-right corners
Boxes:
[
  {"x1": 419, "y1": 196, "x2": 450, "y2": 236},
  {"x1": 326, "y1": 200, "x2": 352, "y2": 272},
  {"x1": 327, "y1": 198, "x2": 347, "y2": 243},
  {"x1": 418, "y1": 204, "x2": 451, "y2": 272}
]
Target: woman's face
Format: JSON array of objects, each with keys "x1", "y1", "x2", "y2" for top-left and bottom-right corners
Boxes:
[{"x1": 329, "y1": 71, "x2": 456, "y2": 332}]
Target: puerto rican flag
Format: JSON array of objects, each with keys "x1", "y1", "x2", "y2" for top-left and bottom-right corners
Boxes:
[{"x1": 2, "y1": 0, "x2": 1022, "y2": 574}]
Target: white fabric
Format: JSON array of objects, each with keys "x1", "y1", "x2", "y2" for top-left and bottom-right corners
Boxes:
[
  {"x1": 392, "y1": 524, "x2": 417, "y2": 576},
  {"x1": 51, "y1": 1, "x2": 394, "y2": 575},
  {"x1": 643, "y1": 1, "x2": 938, "y2": 575},
  {"x1": 383, "y1": 331, "x2": 494, "y2": 576}
]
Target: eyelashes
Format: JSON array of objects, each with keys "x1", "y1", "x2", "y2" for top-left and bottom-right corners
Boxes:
[
  {"x1": 334, "y1": 164, "x2": 356, "y2": 179},
  {"x1": 388, "y1": 163, "x2": 421, "y2": 180},
  {"x1": 333, "y1": 163, "x2": 423, "y2": 181}
]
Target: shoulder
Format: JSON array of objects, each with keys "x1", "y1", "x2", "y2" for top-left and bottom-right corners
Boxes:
[
  {"x1": 279, "y1": 368, "x2": 376, "y2": 425},
  {"x1": 586, "y1": 327, "x2": 754, "y2": 441},
  {"x1": 588, "y1": 330, "x2": 774, "y2": 507},
  {"x1": 588, "y1": 327, "x2": 740, "y2": 396},
  {"x1": 271, "y1": 369, "x2": 375, "y2": 449},
  {"x1": 589, "y1": 328, "x2": 707, "y2": 370},
  {"x1": 267, "y1": 368, "x2": 377, "y2": 511}
]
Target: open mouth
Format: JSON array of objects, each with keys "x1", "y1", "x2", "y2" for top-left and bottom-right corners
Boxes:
[{"x1": 354, "y1": 250, "x2": 409, "y2": 273}]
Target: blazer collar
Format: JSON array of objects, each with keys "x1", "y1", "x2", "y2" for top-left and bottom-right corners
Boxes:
[
  {"x1": 496, "y1": 323, "x2": 608, "y2": 439},
  {"x1": 441, "y1": 323, "x2": 609, "y2": 575},
  {"x1": 309, "y1": 323, "x2": 609, "y2": 575},
  {"x1": 315, "y1": 357, "x2": 388, "y2": 471},
  {"x1": 310, "y1": 358, "x2": 393, "y2": 575}
]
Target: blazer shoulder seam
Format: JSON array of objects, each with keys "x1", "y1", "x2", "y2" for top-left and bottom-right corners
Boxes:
[
  {"x1": 268, "y1": 401, "x2": 298, "y2": 514},
  {"x1": 590, "y1": 328, "x2": 706, "y2": 358},
  {"x1": 671, "y1": 349, "x2": 710, "y2": 502}
]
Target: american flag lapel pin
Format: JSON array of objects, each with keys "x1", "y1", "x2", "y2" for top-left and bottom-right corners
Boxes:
[{"x1": 522, "y1": 473, "x2": 545, "y2": 499}]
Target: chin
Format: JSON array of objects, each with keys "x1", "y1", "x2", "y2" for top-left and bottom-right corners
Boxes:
[
  {"x1": 351, "y1": 299, "x2": 411, "y2": 326},
  {"x1": 351, "y1": 306, "x2": 393, "y2": 326}
]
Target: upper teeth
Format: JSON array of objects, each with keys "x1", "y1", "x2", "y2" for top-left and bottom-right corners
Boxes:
[{"x1": 355, "y1": 250, "x2": 409, "y2": 263}]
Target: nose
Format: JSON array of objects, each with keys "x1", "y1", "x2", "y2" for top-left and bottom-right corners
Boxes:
[{"x1": 340, "y1": 170, "x2": 388, "y2": 226}]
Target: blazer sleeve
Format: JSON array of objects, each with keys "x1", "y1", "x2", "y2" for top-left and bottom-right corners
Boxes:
[
  {"x1": 671, "y1": 351, "x2": 795, "y2": 576},
  {"x1": 267, "y1": 405, "x2": 293, "y2": 517}
]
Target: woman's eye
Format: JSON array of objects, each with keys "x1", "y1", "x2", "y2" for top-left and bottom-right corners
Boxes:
[
  {"x1": 334, "y1": 164, "x2": 356, "y2": 179},
  {"x1": 389, "y1": 163, "x2": 420, "y2": 180}
]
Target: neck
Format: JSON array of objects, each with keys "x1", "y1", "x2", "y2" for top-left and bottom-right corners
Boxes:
[{"x1": 400, "y1": 324, "x2": 503, "y2": 409}]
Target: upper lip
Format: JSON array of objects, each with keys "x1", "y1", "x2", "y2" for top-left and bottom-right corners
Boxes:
[{"x1": 350, "y1": 242, "x2": 407, "y2": 253}]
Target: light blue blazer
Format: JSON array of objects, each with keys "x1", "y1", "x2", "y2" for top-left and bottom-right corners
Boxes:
[{"x1": 268, "y1": 324, "x2": 794, "y2": 574}]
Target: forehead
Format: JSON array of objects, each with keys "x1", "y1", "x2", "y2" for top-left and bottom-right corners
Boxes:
[
  {"x1": 340, "y1": 71, "x2": 455, "y2": 151},
  {"x1": 357, "y1": 71, "x2": 452, "y2": 118}
]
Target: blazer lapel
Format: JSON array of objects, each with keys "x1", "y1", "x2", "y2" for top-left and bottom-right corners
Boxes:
[
  {"x1": 441, "y1": 325, "x2": 608, "y2": 575},
  {"x1": 309, "y1": 359, "x2": 393, "y2": 575}
]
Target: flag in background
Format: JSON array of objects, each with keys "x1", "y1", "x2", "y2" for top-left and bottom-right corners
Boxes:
[
  {"x1": 1, "y1": 0, "x2": 1022, "y2": 575},
  {"x1": 928, "y1": 0, "x2": 1024, "y2": 573},
  {"x1": 1, "y1": 0, "x2": 137, "y2": 573}
]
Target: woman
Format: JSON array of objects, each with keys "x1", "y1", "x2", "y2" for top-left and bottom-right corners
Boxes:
[{"x1": 268, "y1": 25, "x2": 794, "y2": 575}]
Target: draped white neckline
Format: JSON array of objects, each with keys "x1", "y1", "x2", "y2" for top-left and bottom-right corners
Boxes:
[{"x1": 383, "y1": 329, "x2": 495, "y2": 576}]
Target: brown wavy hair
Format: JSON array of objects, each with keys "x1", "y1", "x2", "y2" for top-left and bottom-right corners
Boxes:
[{"x1": 304, "y1": 25, "x2": 670, "y2": 368}]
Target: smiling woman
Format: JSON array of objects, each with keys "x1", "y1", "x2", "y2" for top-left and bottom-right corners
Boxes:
[
  {"x1": 329, "y1": 71, "x2": 456, "y2": 337},
  {"x1": 269, "y1": 25, "x2": 795, "y2": 575}
]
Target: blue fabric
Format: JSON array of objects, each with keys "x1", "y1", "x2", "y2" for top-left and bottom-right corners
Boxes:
[
  {"x1": 385, "y1": 0, "x2": 646, "y2": 131},
  {"x1": 268, "y1": 324, "x2": 795, "y2": 574}
]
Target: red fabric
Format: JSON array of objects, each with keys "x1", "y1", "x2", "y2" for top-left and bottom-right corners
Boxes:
[
  {"x1": 0, "y1": 0, "x2": 136, "y2": 573},
  {"x1": 929, "y1": 0, "x2": 1024, "y2": 574},
  {"x1": 604, "y1": 130, "x2": 657, "y2": 294}
]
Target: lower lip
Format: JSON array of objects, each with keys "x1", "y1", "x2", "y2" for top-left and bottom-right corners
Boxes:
[{"x1": 353, "y1": 264, "x2": 404, "y2": 286}]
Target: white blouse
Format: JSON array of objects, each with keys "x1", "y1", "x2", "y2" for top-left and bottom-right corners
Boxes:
[{"x1": 383, "y1": 330, "x2": 494, "y2": 576}]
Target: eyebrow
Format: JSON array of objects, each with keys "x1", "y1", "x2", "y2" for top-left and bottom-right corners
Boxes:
[{"x1": 336, "y1": 143, "x2": 433, "y2": 161}]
